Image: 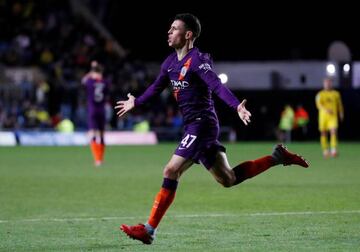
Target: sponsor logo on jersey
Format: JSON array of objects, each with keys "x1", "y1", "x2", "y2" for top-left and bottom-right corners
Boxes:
[
  {"x1": 198, "y1": 63, "x2": 212, "y2": 72},
  {"x1": 171, "y1": 79, "x2": 189, "y2": 101},
  {"x1": 170, "y1": 80, "x2": 189, "y2": 90}
]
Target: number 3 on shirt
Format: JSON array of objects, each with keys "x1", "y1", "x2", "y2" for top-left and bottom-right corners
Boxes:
[{"x1": 180, "y1": 134, "x2": 197, "y2": 148}]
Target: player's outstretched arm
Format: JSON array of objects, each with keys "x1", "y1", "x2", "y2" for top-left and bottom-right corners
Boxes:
[
  {"x1": 115, "y1": 93, "x2": 135, "y2": 117},
  {"x1": 237, "y1": 99, "x2": 251, "y2": 125}
]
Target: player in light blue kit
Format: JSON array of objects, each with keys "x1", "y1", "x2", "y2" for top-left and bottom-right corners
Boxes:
[{"x1": 115, "y1": 13, "x2": 309, "y2": 244}]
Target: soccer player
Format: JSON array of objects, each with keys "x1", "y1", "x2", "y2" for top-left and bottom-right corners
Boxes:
[
  {"x1": 294, "y1": 104, "x2": 309, "y2": 140},
  {"x1": 115, "y1": 13, "x2": 309, "y2": 244},
  {"x1": 277, "y1": 104, "x2": 295, "y2": 143},
  {"x1": 82, "y1": 61, "x2": 109, "y2": 166},
  {"x1": 315, "y1": 77, "x2": 344, "y2": 158}
]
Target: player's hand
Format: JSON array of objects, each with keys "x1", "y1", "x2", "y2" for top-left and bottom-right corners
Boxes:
[
  {"x1": 326, "y1": 108, "x2": 334, "y2": 115},
  {"x1": 237, "y1": 99, "x2": 251, "y2": 125},
  {"x1": 340, "y1": 112, "x2": 344, "y2": 122},
  {"x1": 114, "y1": 93, "x2": 135, "y2": 117}
]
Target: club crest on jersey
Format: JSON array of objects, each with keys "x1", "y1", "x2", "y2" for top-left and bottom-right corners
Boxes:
[
  {"x1": 178, "y1": 57, "x2": 192, "y2": 80},
  {"x1": 180, "y1": 66, "x2": 187, "y2": 76}
]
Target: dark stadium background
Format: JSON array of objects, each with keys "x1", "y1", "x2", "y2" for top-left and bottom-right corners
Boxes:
[
  {"x1": 1, "y1": 0, "x2": 359, "y2": 141},
  {"x1": 105, "y1": 1, "x2": 360, "y2": 61},
  {"x1": 104, "y1": 1, "x2": 360, "y2": 141}
]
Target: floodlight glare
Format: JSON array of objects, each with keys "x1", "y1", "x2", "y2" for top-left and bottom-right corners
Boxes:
[
  {"x1": 218, "y1": 73, "x2": 228, "y2": 84},
  {"x1": 326, "y1": 63, "x2": 336, "y2": 76}
]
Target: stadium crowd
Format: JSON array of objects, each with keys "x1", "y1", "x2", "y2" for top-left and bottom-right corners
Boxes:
[{"x1": 0, "y1": 0, "x2": 181, "y2": 134}]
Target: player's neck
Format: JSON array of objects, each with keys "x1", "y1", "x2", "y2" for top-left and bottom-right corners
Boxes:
[
  {"x1": 176, "y1": 41, "x2": 194, "y2": 61},
  {"x1": 90, "y1": 72, "x2": 102, "y2": 79}
]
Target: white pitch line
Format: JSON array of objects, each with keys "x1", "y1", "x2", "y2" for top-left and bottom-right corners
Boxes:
[{"x1": 1, "y1": 210, "x2": 360, "y2": 224}]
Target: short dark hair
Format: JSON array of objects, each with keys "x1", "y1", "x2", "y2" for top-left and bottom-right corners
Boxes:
[{"x1": 174, "y1": 13, "x2": 201, "y2": 39}]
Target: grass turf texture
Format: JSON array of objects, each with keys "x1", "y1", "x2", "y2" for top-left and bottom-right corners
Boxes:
[{"x1": 1, "y1": 142, "x2": 360, "y2": 251}]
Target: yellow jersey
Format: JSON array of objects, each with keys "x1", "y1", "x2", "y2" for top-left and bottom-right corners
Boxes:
[
  {"x1": 315, "y1": 90, "x2": 343, "y2": 118},
  {"x1": 315, "y1": 89, "x2": 343, "y2": 130}
]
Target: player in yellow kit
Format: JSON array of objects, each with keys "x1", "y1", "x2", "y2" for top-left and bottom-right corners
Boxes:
[{"x1": 315, "y1": 77, "x2": 344, "y2": 158}]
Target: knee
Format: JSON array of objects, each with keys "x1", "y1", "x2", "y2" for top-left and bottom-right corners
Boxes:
[
  {"x1": 221, "y1": 180, "x2": 233, "y2": 188},
  {"x1": 217, "y1": 175, "x2": 236, "y2": 188},
  {"x1": 163, "y1": 164, "x2": 180, "y2": 179}
]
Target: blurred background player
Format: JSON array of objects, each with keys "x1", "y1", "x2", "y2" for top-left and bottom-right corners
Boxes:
[
  {"x1": 293, "y1": 104, "x2": 309, "y2": 141},
  {"x1": 315, "y1": 77, "x2": 344, "y2": 158},
  {"x1": 82, "y1": 61, "x2": 109, "y2": 166},
  {"x1": 115, "y1": 13, "x2": 309, "y2": 245},
  {"x1": 277, "y1": 104, "x2": 295, "y2": 143}
]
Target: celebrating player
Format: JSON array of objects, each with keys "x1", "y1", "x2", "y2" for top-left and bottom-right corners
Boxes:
[{"x1": 115, "y1": 13, "x2": 309, "y2": 244}]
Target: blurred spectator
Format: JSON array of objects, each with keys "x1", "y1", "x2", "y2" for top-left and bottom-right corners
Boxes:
[
  {"x1": 35, "y1": 78, "x2": 50, "y2": 107},
  {"x1": 277, "y1": 104, "x2": 294, "y2": 143},
  {"x1": 39, "y1": 47, "x2": 54, "y2": 66},
  {"x1": 56, "y1": 117, "x2": 74, "y2": 133},
  {"x1": 133, "y1": 120, "x2": 150, "y2": 132},
  {"x1": 19, "y1": 76, "x2": 33, "y2": 100},
  {"x1": 293, "y1": 104, "x2": 309, "y2": 141},
  {"x1": 0, "y1": 0, "x2": 169, "y2": 135},
  {"x1": 229, "y1": 127, "x2": 237, "y2": 143},
  {"x1": 36, "y1": 105, "x2": 51, "y2": 128}
]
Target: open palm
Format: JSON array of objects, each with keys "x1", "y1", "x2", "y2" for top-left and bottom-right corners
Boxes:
[
  {"x1": 237, "y1": 99, "x2": 251, "y2": 125},
  {"x1": 114, "y1": 93, "x2": 135, "y2": 117}
]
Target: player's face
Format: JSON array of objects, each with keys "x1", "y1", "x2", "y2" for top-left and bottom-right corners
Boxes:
[
  {"x1": 167, "y1": 20, "x2": 188, "y2": 49},
  {"x1": 323, "y1": 79, "x2": 332, "y2": 90}
]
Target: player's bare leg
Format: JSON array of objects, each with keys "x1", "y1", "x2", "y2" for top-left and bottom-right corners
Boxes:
[
  {"x1": 209, "y1": 144, "x2": 309, "y2": 187},
  {"x1": 208, "y1": 152, "x2": 235, "y2": 187}
]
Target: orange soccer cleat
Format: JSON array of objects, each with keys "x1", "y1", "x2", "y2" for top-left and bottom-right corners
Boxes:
[{"x1": 120, "y1": 223, "x2": 154, "y2": 245}]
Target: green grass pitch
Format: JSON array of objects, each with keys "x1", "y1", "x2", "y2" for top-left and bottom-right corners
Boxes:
[{"x1": 1, "y1": 142, "x2": 360, "y2": 251}]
